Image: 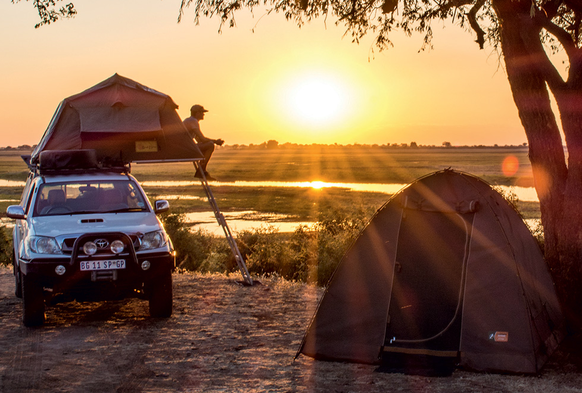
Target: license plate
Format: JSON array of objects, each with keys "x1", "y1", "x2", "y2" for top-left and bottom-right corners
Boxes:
[{"x1": 80, "y1": 259, "x2": 126, "y2": 271}]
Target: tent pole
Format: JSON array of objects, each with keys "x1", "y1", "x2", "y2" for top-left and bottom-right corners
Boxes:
[{"x1": 193, "y1": 162, "x2": 253, "y2": 285}]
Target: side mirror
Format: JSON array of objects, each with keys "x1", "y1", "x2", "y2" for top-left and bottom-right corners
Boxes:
[
  {"x1": 6, "y1": 205, "x2": 25, "y2": 219},
  {"x1": 154, "y1": 200, "x2": 170, "y2": 214}
]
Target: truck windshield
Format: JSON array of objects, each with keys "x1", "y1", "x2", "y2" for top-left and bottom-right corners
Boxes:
[{"x1": 34, "y1": 180, "x2": 149, "y2": 216}]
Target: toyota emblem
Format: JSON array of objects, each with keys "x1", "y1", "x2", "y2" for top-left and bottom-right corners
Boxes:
[{"x1": 95, "y1": 239, "x2": 109, "y2": 249}]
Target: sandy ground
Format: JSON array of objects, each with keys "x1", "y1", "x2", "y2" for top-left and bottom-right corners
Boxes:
[{"x1": 1, "y1": 266, "x2": 582, "y2": 393}]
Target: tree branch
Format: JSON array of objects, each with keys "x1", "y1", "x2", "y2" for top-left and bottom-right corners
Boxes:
[
  {"x1": 517, "y1": 14, "x2": 568, "y2": 91},
  {"x1": 467, "y1": 0, "x2": 486, "y2": 49},
  {"x1": 536, "y1": 13, "x2": 577, "y2": 55},
  {"x1": 564, "y1": 0, "x2": 582, "y2": 16}
]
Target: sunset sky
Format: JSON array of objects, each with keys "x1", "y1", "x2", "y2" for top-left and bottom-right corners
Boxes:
[{"x1": 0, "y1": 0, "x2": 534, "y2": 147}]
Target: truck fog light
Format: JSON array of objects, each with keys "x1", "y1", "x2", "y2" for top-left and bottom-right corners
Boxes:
[
  {"x1": 141, "y1": 260, "x2": 151, "y2": 271},
  {"x1": 55, "y1": 265, "x2": 66, "y2": 275},
  {"x1": 83, "y1": 241, "x2": 97, "y2": 255},
  {"x1": 110, "y1": 240, "x2": 125, "y2": 254}
]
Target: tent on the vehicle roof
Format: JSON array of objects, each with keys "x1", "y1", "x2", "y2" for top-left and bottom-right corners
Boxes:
[
  {"x1": 31, "y1": 73, "x2": 203, "y2": 165},
  {"x1": 298, "y1": 169, "x2": 565, "y2": 374}
]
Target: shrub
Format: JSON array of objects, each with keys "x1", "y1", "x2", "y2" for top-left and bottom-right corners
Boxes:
[
  {"x1": 529, "y1": 220, "x2": 545, "y2": 253},
  {"x1": 314, "y1": 229, "x2": 354, "y2": 286},
  {"x1": 161, "y1": 213, "x2": 215, "y2": 271},
  {"x1": 161, "y1": 206, "x2": 371, "y2": 286},
  {"x1": 0, "y1": 226, "x2": 12, "y2": 267},
  {"x1": 162, "y1": 193, "x2": 544, "y2": 287},
  {"x1": 285, "y1": 224, "x2": 318, "y2": 283},
  {"x1": 311, "y1": 207, "x2": 369, "y2": 285},
  {"x1": 198, "y1": 246, "x2": 232, "y2": 273},
  {"x1": 493, "y1": 186, "x2": 544, "y2": 250},
  {"x1": 237, "y1": 225, "x2": 290, "y2": 276}
]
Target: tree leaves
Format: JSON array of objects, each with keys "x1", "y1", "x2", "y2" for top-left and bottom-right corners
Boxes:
[
  {"x1": 381, "y1": 0, "x2": 397, "y2": 14},
  {"x1": 25, "y1": 0, "x2": 77, "y2": 28}
]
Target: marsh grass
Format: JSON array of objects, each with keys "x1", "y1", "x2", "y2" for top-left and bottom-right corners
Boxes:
[
  {"x1": 161, "y1": 203, "x2": 372, "y2": 285},
  {"x1": 130, "y1": 145, "x2": 534, "y2": 186},
  {"x1": 0, "y1": 147, "x2": 542, "y2": 282},
  {"x1": 0, "y1": 146, "x2": 538, "y2": 217}
]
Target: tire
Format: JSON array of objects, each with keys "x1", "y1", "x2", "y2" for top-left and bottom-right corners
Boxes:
[
  {"x1": 14, "y1": 269, "x2": 22, "y2": 299},
  {"x1": 13, "y1": 251, "x2": 22, "y2": 299},
  {"x1": 22, "y1": 273, "x2": 45, "y2": 327},
  {"x1": 149, "y1": 270, "x2": 173, "y2": 318}
]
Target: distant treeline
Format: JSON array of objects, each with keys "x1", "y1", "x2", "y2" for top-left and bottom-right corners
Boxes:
[
  {"x1": 224, "y1": 141, "x2": 530, "y2": 149},
  {"x1": 0, "y1": 145, "x2": 36, "y2": 151},
  {"x1": 0, "y1": 142, "x2": 530, "y2": 151}
]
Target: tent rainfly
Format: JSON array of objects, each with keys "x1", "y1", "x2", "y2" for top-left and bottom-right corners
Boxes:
[
  {"x1": 298, "y1": 169, "x2": 565, "y2": 374},
  {"x1": 31, "y1": 73, "x2": 203, "y2": 165}
]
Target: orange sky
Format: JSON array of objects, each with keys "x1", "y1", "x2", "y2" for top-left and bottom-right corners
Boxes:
[{"x1": 0, "y1": 0, "x2": 531, "y2": 147}]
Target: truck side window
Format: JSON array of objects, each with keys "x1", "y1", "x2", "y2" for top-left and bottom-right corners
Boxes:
[{"x1": 20, "y1": 177, "x2": 35, "y2": 215}]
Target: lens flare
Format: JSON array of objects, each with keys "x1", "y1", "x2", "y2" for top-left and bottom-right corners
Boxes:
[{"x1": 502, "y1": 155, "x2": 519, "y2": 176}]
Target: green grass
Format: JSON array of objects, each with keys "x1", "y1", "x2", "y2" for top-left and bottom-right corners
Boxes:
[
  {"x1": 0, "y1": 151, "x2": 32, "y2": 181},
  {"x1": 0, "y1": 146, "x2": 542, "y2": 283},
  {"x1": 0, "y1": 146, "x2": 539, "y2": 221},
  {"x1": 147, "y1": 184, "x2": 387, "y2": 220},
  {"x1": 129, "y1": 145, "x2": 534, "y2": 186},
  {"x1": 133, "y1": 145, "x2": 539, "y2": 221}
]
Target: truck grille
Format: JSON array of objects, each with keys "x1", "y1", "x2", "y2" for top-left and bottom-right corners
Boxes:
[{"x1": 61, "y1": 234, "x2": 140, "y2": 255}]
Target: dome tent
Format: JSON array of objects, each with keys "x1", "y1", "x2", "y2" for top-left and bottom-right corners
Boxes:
[
  {"x1": 298, "y1": 169, "x2": 564, "y2": 374},
  {"x1": 31, "y1": 74, "x2": 203, "y2": 165}
]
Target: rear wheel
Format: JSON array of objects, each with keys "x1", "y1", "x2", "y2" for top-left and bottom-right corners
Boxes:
[
  {"x1": 22, "y1": 273, "x2": 45, "y2": 327},
  {"x1": 149, "y1": 270, "x2": 173, "y2": 318}
]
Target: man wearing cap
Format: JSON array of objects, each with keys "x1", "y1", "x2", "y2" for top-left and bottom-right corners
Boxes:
[{"x1": 183, "y1": 104, "x2": 224, "y2": 181}]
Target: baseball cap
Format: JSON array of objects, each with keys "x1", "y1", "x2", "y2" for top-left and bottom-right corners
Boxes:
[{"x1": 191, "y1": 104, "x2": 208, "y2": 113}]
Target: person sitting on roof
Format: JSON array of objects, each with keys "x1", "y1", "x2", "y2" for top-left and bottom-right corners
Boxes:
[{"x1": 183, "y1": 104, "x2": 224, "y2": 181}]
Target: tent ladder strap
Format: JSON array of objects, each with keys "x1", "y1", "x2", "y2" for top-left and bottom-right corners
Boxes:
[{"x1": 193, "y1": 162, "x2": 253, "y2": 286}]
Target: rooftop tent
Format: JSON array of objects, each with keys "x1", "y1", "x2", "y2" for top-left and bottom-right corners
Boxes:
[
  {"x1": 298, "y1": 169, "x2": 565, "y2": 374},
  {"x1": 31, "y1": 74, "x2": 204, "y2": 165}
]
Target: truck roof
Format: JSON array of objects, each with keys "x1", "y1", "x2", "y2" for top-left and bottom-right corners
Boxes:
[{"x1": 37, "y1": 171, "x2": 134, "y2": 184}]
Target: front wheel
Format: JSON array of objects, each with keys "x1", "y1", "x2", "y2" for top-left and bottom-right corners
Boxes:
[
  {"x1": 14, "y1": 269, "x2": 22, "y2": 298},
  {"x1": 148, "y1": 270, "x2": 173, "y2": 318},
  {"x1": 22, "y1": 273, "x2": 45, "y2": 327},
  {"x1": 13, "y1": 251, "x2": 22, "y2": 299}
]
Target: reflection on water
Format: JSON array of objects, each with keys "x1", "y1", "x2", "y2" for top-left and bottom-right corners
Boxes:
[
  {"x1": 150, "y1": 181, "x2": 541, "y2": 234},
  {"x1": 141, "y1": 180, "x2": 540, "y2": 202},
  {"x1": 0, "y1": 176, "x2": 544, "y2": 234},
  {"x1": 0, "y1": 212, "x2": 545, "y2": 234},
  {"x1": 153, "y1": 195, "x2": 202, "y2": 201},
  {"x1": 0, "y1": 180, "x2": 27, "y2": 187},
  {"x1": 0, "y1": 178, "x2": 540, "y2": 202},
  {"x1": 497, "y1": 186, "x2": 539, "y2": 202},
  {"x1": 142, "y1": 179, "x2": 408, "y2": 194},
  {"x1": 184, "y1": 210, "x2": 313, "y2": 235}
]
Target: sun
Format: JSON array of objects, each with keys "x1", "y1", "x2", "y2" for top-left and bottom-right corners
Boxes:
[{"x1": 281, "y1": 73, "x2": 352, "y2": 128}]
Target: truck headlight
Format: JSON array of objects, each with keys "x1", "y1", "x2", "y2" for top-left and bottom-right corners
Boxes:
[
  {"x1": 28, "y1": 236, "x2": 62, "y2": 254},
  {"x1": 139, "y1": 230, "x2": 167, "y2": 250}
]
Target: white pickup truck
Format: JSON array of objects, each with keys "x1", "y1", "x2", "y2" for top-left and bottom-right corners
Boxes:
[{"x1": 6, "y1": 150, "x2": 175, "y2": 326}]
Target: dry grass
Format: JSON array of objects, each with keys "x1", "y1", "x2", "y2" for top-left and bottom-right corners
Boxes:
[{"x1": 1, "y1": 266, "x2": 581, "y2": 392}]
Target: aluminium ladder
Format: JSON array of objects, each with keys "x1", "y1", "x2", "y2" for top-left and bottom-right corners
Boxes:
[{"x1": 193, "y1": 162, "x2": 253, "y2": 285}]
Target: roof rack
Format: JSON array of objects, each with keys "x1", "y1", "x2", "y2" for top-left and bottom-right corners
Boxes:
[
  {"x1": 36, "y1": 165, "x2": 130, "y2": 176},
  {"x1": 31, "y1": 149, "x2": 131, "y2": 176}
]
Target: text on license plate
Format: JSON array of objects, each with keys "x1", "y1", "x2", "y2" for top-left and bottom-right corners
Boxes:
[{"x1": 80, "y1": 260, "x2": 126, "y2": 271}]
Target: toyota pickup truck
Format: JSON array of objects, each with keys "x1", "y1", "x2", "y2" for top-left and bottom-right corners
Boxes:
[{"x1": 6, "y1": 150, "x2": 175, "y2": 326}]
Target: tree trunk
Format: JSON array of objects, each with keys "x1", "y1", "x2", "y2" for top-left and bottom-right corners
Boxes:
[{"x1": 493, "y1": 0, "x2": 582, "y2": 326}]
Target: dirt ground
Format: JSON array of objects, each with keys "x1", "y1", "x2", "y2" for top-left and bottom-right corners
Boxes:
[{"x1": 1, "y1": 266, "x2": 582, "y2": 392}]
